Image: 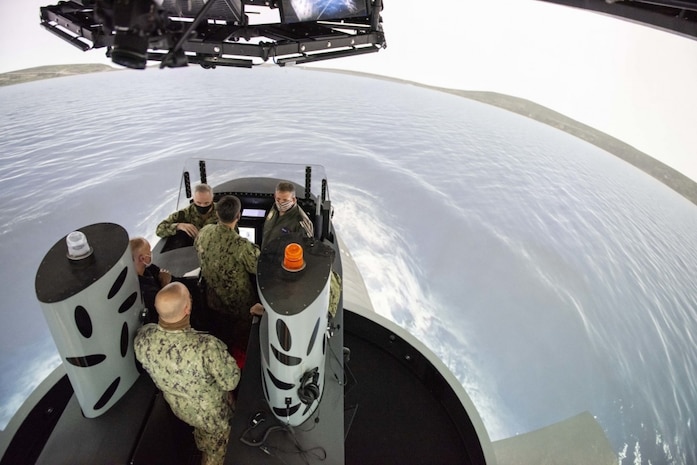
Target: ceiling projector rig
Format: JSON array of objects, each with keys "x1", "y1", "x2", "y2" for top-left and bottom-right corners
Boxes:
[{"x1": 39, "y1": 0, "x2": 386, "y2": 69}]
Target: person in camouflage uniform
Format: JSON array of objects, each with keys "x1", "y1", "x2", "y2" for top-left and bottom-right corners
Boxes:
[
  {"x1": 195, "y1": 195, "x2": 264, "y2": 355},
  {"x1": 156, "y1": 183, "x2": 218, "y2": 238},
  {"x1": 262, "y1": 181, "x2": 314, "y2": 248},
  {"x1": 134, "y1": 282, "x2": 240, "y2": 465}
]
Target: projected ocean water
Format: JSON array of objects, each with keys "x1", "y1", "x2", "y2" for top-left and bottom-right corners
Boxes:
[{"x1": 0, "y1": 66, "x2": 695, "y2": 464}]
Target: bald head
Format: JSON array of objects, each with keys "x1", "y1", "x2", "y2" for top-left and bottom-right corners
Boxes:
[
  {"x1": 155, "y1": 282, "x2": 191, "y2": 323},
  {"x1": 129, "y1": 237, "x2": 150, "y2": 260}
]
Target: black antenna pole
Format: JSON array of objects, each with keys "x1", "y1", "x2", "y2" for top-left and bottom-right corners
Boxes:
[
  {"x1": 199, "y1": 160, "x2": 207, "y2": 185},
  {"x1": 304, "y1": 166, "x2": 312, "y2": 200},
  {"x1": 320, "y1": 178, "x2": 331, "y2": 241},
  {"x1": 372, "y1": 0, "x2": 383, "y2": 31},
  {"x1": 184, "y1": 171, "x2": 191, "y2": 198}
]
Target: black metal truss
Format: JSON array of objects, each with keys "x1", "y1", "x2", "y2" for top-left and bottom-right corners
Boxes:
[
  {"x1": 537, "y1": 0, "x2": 697, "y2": 40},
  {"x1": 39, "y1": 1, "x2": 386, "y2": 68}
]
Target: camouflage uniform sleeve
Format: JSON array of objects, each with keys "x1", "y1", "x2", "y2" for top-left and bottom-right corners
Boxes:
[
  {"x1": 156, "y1": 208, "x2": 189, "y2": 238},
  {"x1": 204, "y1": 337, "x2": 241, "y2": 392},
  {"x1": 133, "y1": 324, "x2": 156, "y2": 363},
  {"x1": 328, "y1": 270, "x2": 342, "y2": 318},
  {"x1": 195, "y1": 224, "x2": 220, "y2": 265},
  {"x1": 158, "y1": 204, "x2": 211, "y2": 237},
  {"x1": 238, "y1": 239, "x2": 261, "y2": 275},
  {"x1": 193, "y1": 226, "x2": 204, "y2": 250}
]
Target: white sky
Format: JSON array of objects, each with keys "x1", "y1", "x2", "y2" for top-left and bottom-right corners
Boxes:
[{"x1": 1, "y1": 0, "x2": 696, "y2": 182}]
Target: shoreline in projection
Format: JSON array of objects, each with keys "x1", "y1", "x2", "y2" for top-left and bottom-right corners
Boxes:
[{"x1": 2, "y1": 63, "x2": 696, "y2": 206}]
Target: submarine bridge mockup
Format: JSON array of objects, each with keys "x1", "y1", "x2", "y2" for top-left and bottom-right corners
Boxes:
[
  {"x1": 22, "y1": 160, "x2": 496, "y2": 464},
  {"x1": 0, "y1": 159, "x2": 618, "y2": 465}
]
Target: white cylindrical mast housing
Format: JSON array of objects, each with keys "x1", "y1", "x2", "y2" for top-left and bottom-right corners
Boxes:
[
  {"x1": 35, "y1": 223, "x2": 143, "y2": 418},
  {"x1": 258, "y1": 235, "x2": 334, "y2": 426}
]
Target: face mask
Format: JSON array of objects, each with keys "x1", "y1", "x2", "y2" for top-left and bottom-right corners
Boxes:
[
  {"x1": 276, "y1": 199, "x2": 294, "y2": 212},
  {"x1": 143, "y1": 255, "x2": 152, "y2": 267},
  {"x1": 195, "y1": 204, "x2": 211, "y2": 215}
]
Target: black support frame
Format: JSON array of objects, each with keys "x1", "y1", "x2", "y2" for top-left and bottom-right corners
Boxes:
[{"x1": 39, "y1": 0, "x2": 386, "y2": 69}]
